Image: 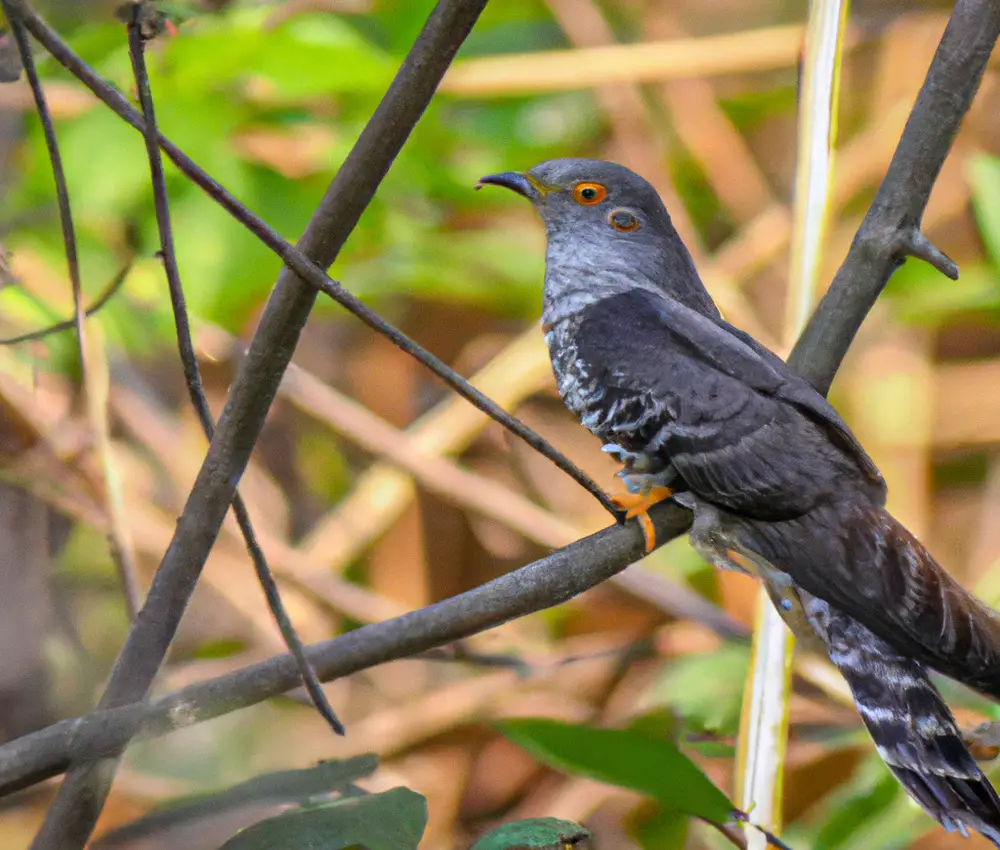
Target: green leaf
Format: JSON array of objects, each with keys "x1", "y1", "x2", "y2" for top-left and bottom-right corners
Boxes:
[
  {"x1": 471, "y1": 817, "x2": 592, "y2": 849},
  {"x1": 970, "y1": 154, "x2": 1000, "y2": 270},
  {"x1": 498, "y1": 719, "x2": 733, "y2": 824},
  {"x1": 218, "y1": 787, "x2": 427, "y2": 850},
  {"x1": 159, "y1": 8, "x2": 394, "y2": 97},
  {"x1": 96, "y1": 757, "x2": 378, "y2": 848}
]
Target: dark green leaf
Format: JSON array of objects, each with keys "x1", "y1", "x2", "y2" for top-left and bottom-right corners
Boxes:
[
  {"x1": 218, "y1": 786, "x2": 427, "y2": 850},
  {"x1": 498, "y1": 719, "x2": 733, "y2": 824},
  {"x1": 95, "y1": 757, "x2": 378, "y2": 848}
]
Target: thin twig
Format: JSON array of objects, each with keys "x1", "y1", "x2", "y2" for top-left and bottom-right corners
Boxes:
[
  {"x1": 0, "y1": 261, "x2": 130, "y2": 345},
  {"x1": 124, "y1": 2, "x2": 343, "y2": 737},
  {"x1": 4, "y1": 0, "x2": 617, "y2": 520},
  {"x1": 26, "y1": 2, "x2": 493, "y2": 847},
  {"x1": 1, "y1": 1, "x2": 84, "y2": 362},
  {"x1": 2, "y1": 1, "x2": 143, "y2": 617}
]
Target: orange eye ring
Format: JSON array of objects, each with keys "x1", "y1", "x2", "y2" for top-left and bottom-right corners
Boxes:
[
  {"x1": 573, "y1": 182, "x2": 607, "y2": 205},
  {"x1": 608, "y1": 209, "x2": 641, "y2": 232}
]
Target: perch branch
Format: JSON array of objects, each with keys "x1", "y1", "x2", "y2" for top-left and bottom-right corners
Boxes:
[{"x1": 0, "y1": 505, "x2": 688, "y2": 797}]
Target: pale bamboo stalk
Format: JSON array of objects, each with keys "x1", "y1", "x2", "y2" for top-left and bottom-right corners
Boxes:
[{"x1": 738, "y1": 2, "x2": 849, "y2": 845}]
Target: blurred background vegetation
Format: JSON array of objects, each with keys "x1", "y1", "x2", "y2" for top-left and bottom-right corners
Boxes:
[{"x1": 0, "y1": 0, "x2": 999, "y2": 847}]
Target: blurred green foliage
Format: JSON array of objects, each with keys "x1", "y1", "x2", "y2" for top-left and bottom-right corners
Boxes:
[
  {"x1": 5, "y1": 1, "x2": 998, "y2": 371},
  {"x1": 644, "y1": 643, "x2": 749, "y2": 743},
  {"x1": 2, "y1": 0, "x2": 603, "y2": 363}
]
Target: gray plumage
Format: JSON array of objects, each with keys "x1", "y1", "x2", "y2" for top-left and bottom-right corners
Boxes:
[{"x1": 480, "y1": 157, "x2": 1000, "y2": 844}]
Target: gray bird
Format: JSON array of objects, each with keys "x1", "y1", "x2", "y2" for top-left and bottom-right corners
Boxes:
[{"x1": 479, "y1": 158, "x2": 1000, "y2": 844}]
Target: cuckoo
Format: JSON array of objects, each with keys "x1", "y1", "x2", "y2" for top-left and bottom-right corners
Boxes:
[{"x1": 479, "y1": 158, "x2": 1000, "y2": 844}]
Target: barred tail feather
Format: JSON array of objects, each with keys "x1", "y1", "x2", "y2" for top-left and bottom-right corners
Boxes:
[
  {"x1": 802, "y1": 593, "x2": 1000, "y2": 846},
  {"x1": 746, "y1": 496, "x2": 1000, "y2": 702},
  {"x1": 856, "y1": 504, "x2": 1000, "y2": 704}
]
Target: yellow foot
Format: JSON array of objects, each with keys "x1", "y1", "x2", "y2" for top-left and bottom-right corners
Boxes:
[{"x1": 611, "y1": 488, "x2": 673, "y2": 553}]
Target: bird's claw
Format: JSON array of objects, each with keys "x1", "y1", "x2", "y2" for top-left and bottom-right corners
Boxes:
[
  {"x1": 617, "y1": 468, "x2": 675, "y2": 495},
  {"x1": 601, "y1": 443, "x2": 650, "y2": 470},
  {"x1": 610, "y1": 487, "x2": 673, "y2": 553}
]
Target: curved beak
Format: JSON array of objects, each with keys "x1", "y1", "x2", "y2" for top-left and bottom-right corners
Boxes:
[{"x1": 476, "y1": 171, "x2": 540, "y2": 201}]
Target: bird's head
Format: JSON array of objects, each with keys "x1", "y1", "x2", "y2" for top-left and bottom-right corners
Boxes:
[
  {"x1": 478, "y1": 158, "x2": 672, "y2": 247},
  {"x1": 478, "y1": 158, "x2": 716, "y2": 323}
]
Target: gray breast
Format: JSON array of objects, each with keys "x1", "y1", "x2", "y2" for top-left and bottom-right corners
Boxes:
[
  {"x1": 544, "y1": 319, "x2": 663, "y2": 444},
  {"x1": 545, "y1": 319, "x2": 606, "y2": 423}
]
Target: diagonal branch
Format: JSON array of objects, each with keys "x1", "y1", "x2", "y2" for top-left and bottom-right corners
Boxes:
[
  {"x1": 790, "y1": 0, "x2": 999, "y2": 390},
  {"x1": 27, "y1": 2, "x2": 491, "y2": 848}
]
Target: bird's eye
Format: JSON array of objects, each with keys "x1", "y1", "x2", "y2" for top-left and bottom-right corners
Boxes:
[
  {"x1": 573, "y1": 182, "x2": 607, "y2": 205},
  {"x1": 608, "y1": 209, "x2": 640, "y2": 232}
]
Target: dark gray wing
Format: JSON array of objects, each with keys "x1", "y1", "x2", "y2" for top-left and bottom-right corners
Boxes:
[
  {"x1": 573, "y1": 289, "x2": 885, "y2": 518},
  {"x1": 719, "y1": 319, "x2": 885, "y2": 495}
]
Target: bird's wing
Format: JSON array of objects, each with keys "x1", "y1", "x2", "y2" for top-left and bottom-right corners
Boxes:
[
  {"x1": 662, "y1": 292, "x2": 885, "y2": 495},
  {"x1": 719, "y1": 318, "x2": 882, "y2": 491},
  {"x1": 574, "y1": 289, "x2": 884, "y2": 517}
]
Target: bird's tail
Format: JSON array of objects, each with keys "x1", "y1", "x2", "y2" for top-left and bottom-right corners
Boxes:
[
  {"x1": 748, "y1": 497, "x2": 1000, "y2": 703},
  {"x1": 802, "y1": 592, "x2": 1000, "y2": 845}
]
